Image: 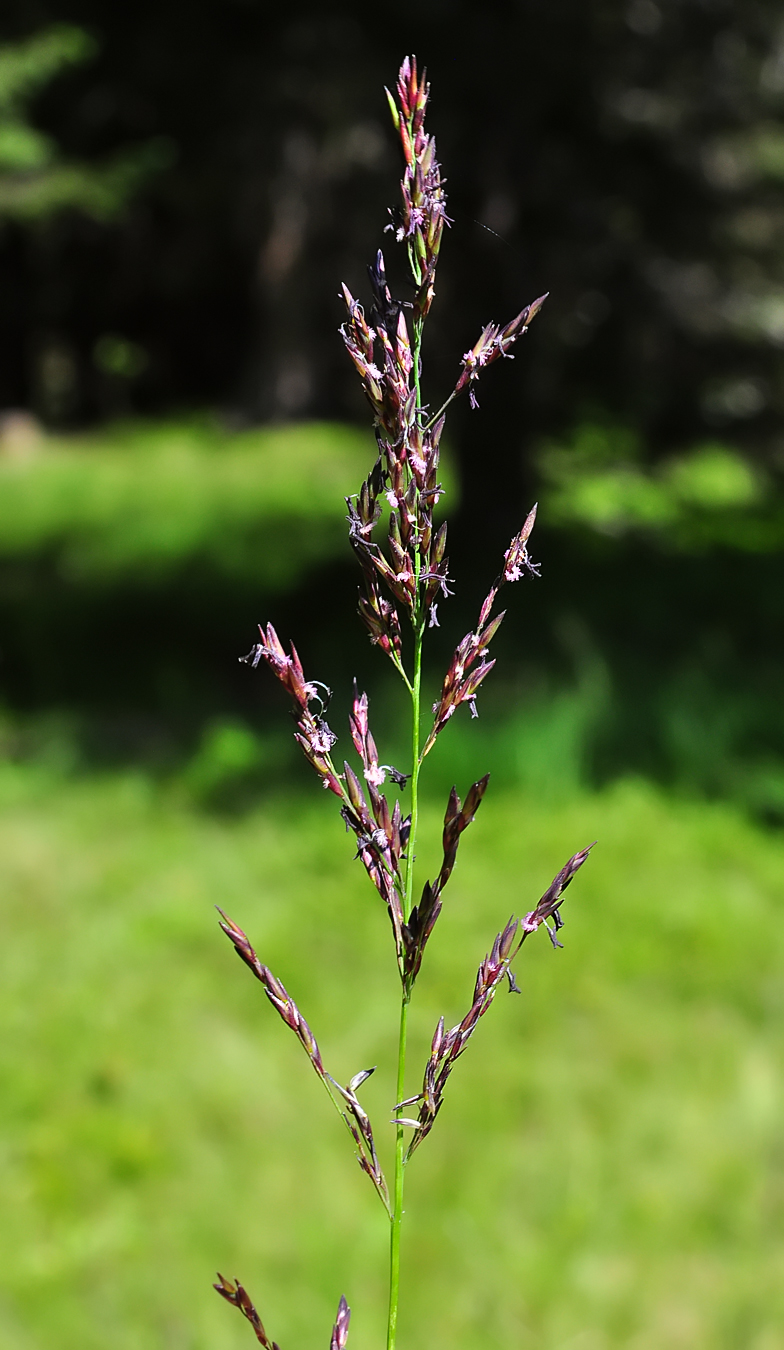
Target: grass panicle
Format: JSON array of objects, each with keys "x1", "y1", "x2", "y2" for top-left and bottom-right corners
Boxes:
[{"x1": 217, "y1": 54, "x2": 593, "y2": 1350}]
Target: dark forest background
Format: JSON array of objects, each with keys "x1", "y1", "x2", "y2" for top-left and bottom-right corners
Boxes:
[{"x1": 2, "y1": 0, "x2": 784, "y2": 813}]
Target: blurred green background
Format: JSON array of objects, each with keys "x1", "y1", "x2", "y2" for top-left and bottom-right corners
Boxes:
[{"x1": 1, "y1": 2, "x2": 784, "y2": 1347}]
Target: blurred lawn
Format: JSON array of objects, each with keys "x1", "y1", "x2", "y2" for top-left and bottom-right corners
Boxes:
[{"x1": 1, "y1": 763, "x2": 783, "y2": 1350}]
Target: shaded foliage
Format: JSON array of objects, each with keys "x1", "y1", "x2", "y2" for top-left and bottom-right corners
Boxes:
[{"x1": 1, "y1": 0, "x2": 784, "y2": 811}]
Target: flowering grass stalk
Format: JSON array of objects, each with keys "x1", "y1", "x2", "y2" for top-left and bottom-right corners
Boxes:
[{"x1": 215, "y1": 55, "x2": 593, "y2": 1350}]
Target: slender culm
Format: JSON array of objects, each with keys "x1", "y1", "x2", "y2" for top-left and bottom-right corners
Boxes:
[{"x1": 216, "y1": 54, "x2": 593, "y2": 1350}]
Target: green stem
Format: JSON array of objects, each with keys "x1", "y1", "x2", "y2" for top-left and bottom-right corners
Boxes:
[
  {"x1": 406, "y1": 319, "x2": 425, "y2": 923},
  {"x1": 422, "y1": 386, "x2": 458, "y2": 432},
  {"x1": 412, "y1": 317, "x2": 424, "y2": 418},
  {"x1": 405, "y1": 626, "x2": 423, "y2": 921},
  {"x1": 387, "y1": 314, "x2": 426, "y2": 1350},
  {"x1": 387, "y1": 988, "x2": 410, "y2": 1350},
  {"x1": 387, "y1": 620, "x2": 422, "y2": 1350}
]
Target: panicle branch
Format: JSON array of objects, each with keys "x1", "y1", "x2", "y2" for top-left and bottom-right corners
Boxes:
[
  {"x1": 386, "y1": 55, "x2": 450, "y2": 328},
  {"x1": 342, "y1": 682, "x2": 412, "y2": 968},
  {"x1": 240, "y1": 624, "x2": 343, "y2": 796},
  {"x1": 213, "y1": 1275, "x2": 281, "y2": 1349},
  {"x1": 423, "y1": 504, "x2": 540, "y2": 755},
  {"x1": 403, "y1": 842, "x2": 594, "y2": 1156},
  {"x1": 217, "y1": 909, "x2": 390, "y2": 1211},
  {"x1": 454, "y1": 294, "x2": 548, "y2": 411},
  {"x1": 240, "y1": 629, "x2": 413, "y2": 972},
  {"x1": 522, "y1": 840, "x2": 596, "y2": 947},
  {"x1": 402, "y1": 774, "x2": 490, "y2": 982},
  {"x1": 217, "y1": 907, "x2": 325, "y2": 1072},
  {"x1": 213, "y1": 1279, "x2": 351, "y2": 1350}
]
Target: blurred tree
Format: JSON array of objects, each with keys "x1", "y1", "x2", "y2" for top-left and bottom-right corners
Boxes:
[
  {"x1": 0, "y1": 24, "x2": 169, "y2": 221},
  {"x1": 0, "y1": 19, "x2": 171, "y2": 420},
  {"x1": 0, "y1": 0, "x2": 780, "y2": 528}
]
